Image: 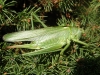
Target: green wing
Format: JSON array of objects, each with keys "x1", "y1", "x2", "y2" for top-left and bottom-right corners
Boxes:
[
  {"x1": 3, "y1": 27, "x2": 69, "y2": 42},
  {"x1": 3, "y1": 27, "x2": 71, "y2": 49}
]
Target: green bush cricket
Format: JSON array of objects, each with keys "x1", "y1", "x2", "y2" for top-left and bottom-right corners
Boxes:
[{"x1": 3, "y1": 26, "x2": 88, "y2": 56}]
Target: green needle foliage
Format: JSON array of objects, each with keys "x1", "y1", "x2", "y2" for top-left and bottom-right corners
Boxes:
[
  {"x1": 0, "y1": 0, "x2": 16, "y2": 25},
  {"x1": 0, "y1": 0, "x2": 100, "y2": 75}
]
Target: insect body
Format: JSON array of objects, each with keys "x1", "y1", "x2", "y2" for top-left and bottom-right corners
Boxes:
[{"x1": 3, "y1": 27, "x2": 88, "y2": 56}]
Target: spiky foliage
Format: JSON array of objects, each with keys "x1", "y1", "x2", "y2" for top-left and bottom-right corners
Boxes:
[{"x1": 0, "y1": 0, "x2": 100, "y2": 75}]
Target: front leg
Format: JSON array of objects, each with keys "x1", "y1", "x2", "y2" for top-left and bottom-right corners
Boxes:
[{"x1": 72, "y1": 39, "x2": 88, "y2": 46}]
